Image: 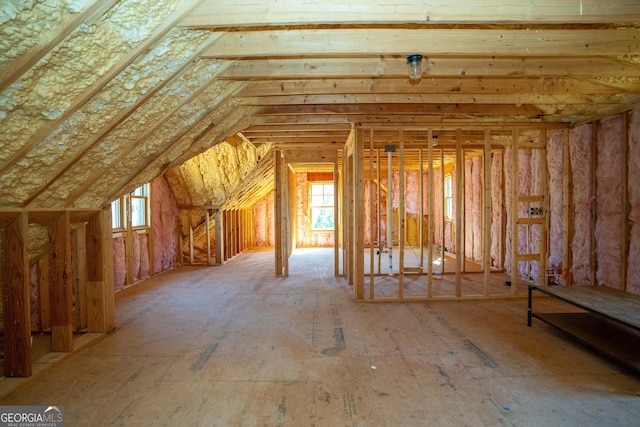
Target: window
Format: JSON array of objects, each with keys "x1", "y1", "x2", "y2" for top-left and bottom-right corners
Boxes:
[
  {"x1": 130, "y1": 184, "x2": 150, "y2": 228},
  {"x1": 111, "y1": 197, "x2": 125, "y2": 230},
  {"x1": 444, "y1": 174, "x2": 453, "y2": 219},
  {"x1": 110, "y1": 183, "x2": 151, "y2": 230},
  {"x1": 310, "y1": 182, "x2": 334, "y2": 230}
]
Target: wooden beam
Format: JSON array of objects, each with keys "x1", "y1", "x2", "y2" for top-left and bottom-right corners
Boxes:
[
  {"x1": 455, "y1": 129, "x2": 464, "y2": 297},
  {"x1": 217, "y1": 57, "x2": 640, "y2": 80},
  {"x1": 215, "y1": 209, "x2": 224, "y2": 264},
  {"x1": 239, "y1": 77, "x2": 640, "y2": 96},
  {"x1": 240, "y1": 93, "x2": 624, "y2": 107},
  {"x1": 86, "y1": 208, "x2": 115, "y2": 333},
  {"x1": 275, "y1": 150, "x2": 284, "y2": 275},
  {"x1": 2, "y1": 212, "x2": 32, "y2": 377},
  {"x1": 49, "y1": 211, "x2": 73, "y2": 352},
  {"x1": 591, "y1": 121, "x2": 598, "y2": 285},
  {"x1": 354, "y1": 127, "x2": 365, "y2": 300},
  {"x1": 203, "y1": 28, "x2": 640, "y2": 58},
  {"x1": 182, "y1": 0, "x2": 640, "y2": 27}
]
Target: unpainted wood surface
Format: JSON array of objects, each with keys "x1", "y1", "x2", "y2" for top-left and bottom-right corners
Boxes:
[
  {"x1": 533, "y1": 285, "x2": 640, "y2": 330},
  {"x1": 2, "y1": 249, "x2": 639, "y2": 426}
]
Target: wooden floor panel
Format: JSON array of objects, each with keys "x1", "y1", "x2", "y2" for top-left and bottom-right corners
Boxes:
[{"x1": 1, "y1": 248, "x2": 639, "y2": 426}]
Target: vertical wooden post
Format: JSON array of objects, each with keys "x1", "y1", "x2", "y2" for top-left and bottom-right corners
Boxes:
[
  {"x1": 483, "y1": 129, "x2": 492, "y2": 296},
  {"x1": 334, "y1": 160, "x2": 339, "y2": 277},
  {"x1": 427, "y1": 129, "x2": 434, "y2": 298},
  {"x1": 368, "y1": 128, "x2": 375, "y2": 298},
  {"x1": 455, "y1": 129, "x2": 463, "y2": 297},
  {"x1": 49, "y1": 211, "x2": 73, "y2": 352},
  {"x1": 215, "y1": 209, "x2": 224, "y2": 264},
  {"x1": 75, "y1": 224, "x2": 88, "y2": 330},
  {"x1": 189, "y1": 226, "x2": 194, "y2": 265},
  {"x1": 398, "y1": 129, "x2": 405, "y2": 299},
  {"x1": 275, "y1": 150, "x2": 284, "y2": 276},
  {"x1": 511, "y1": 129, "x2": 520, "y2": 294},
  {"x1": 2, "y1": 211, "x2": 32, "y2": 377},
  {"x1": 354, "y1": 127, "x2": 365, "y2": 299},
  {"x1": 562, "y1": 129, "x2": 572, "y2": 285},
  {"x1": 206, "y1": 210, "x2": 211, "y2": 265},
  {"x1": 86, "y1": 208, "x2": 115, "y2": 333},
  {"x1": 539, "y1": 128, "x2": 549, "y2": 288}
]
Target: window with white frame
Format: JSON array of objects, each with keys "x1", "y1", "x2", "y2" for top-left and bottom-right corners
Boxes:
[
  {"x1": 310, "y1": 182, "x2": 334, "y2": 231},
  {"x1": 110, "y1": 183, "x2": 151, "y2": 230},
  {"x1": 130, "y1": 184, "x2": 150, "y2": 228},
  {"x1": 444, "y1": 174, "x2": 453, "y2": 219}
]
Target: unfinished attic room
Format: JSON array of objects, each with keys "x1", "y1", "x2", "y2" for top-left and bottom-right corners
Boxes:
[{"x1": 2, "y1": 0, "x2": 640, "y2": 425}]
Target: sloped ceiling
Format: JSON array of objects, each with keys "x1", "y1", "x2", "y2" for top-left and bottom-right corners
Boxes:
[{"x1": 1, "y1": 0, "x2": 640, "y2": 210}]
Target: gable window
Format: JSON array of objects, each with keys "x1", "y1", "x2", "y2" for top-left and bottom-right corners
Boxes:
[
  {"x1": 111, "y1": 197, "x2": 126, "y2": 230},
  {"x1": 310, "y1": 182, "x2": 334, "y2": 231},
  {"x1": 110, "y1": 183, "x2": 151, "y2": 230},
  {"x1": 130, "y1": 184, "x2": 150, "y2": 228},
  {"x1": 444, "y1": 174, "x2": 453, "y2": 219}
]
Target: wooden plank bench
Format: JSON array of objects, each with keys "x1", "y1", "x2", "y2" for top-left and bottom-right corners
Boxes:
[{"x1": 528, "y1": 284, "x2": 640, "y2": 372}]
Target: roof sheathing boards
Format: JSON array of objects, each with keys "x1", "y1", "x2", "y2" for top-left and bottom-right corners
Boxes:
[{"x1": 3, "y1": 29, "x2": 215, "y2": 207}]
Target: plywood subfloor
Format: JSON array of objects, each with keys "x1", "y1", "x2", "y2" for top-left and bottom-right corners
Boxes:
[{"x1": 1, "y1": 248, "x2": 639, "y2": 426}]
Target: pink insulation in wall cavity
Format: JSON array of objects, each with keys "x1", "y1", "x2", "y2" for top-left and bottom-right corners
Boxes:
[
  {"x1": 627, "y1": 107, "x2": 640, "y2": 295},
  {"x1": 464, "y1": 157, "x2": 483, "y2": 262},
  {"x1": 405, "y1": 171, "x2": 419, "y2": 216},
  {"x1": 296, "y1": 173, "x2": 308, "y2": 247},
  {"x1": 152, "y1": 176, "x2": 180, "y2": 272},
  {"x1": 113, "y1": 236, "x2": 126, "y2": 291},
  {"x1": 569, "y1": 124, "x2": 593, "y2": 285},
  {"x1": 595, "y1": 115, "x2": 623, "y2": 288},
  {"x1": 546, "y1": 132, "x2": 564, "y2": 269},
  {"x1": 503, "y1": 147, "x2": 513, "y2": 272},
  {"x1": 490, "y1": 152, "x2": 503, "y2": 268}
]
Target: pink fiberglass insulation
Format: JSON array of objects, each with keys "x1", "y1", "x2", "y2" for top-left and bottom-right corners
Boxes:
[
  {"x1": 391, "y1": 171, "x2": 400, "y2": 209},
  {"x1": 547, "y1": 131, "x2": 564, "y2": 270},
  {"x1": 472, "y1": 156, "x2": 482, "y2": 261},
  {"x1": 253, "y1": 197, "x2": 267, "y2": 246},
  {"x1": 432, "y1": 167, "x2": 443, "y2": 246},
  {"x1": 132, "y1": 232, "x2": 141, "y2": 281},
  {"x1": 595, "y1": 115, "x2": 623, "y2": 288},
  {"x1": 490, "y1": 151, "x2": 502, "y2": 268},
  {"x1": 627, "y1": 107, "x2": 640, "y2": 295},
  {"x1": 296, "y1": 173, "x2": 307, "y2": 247},
  {"x1": 152, "y1": 176, "x2": 180, "y2": 272},
  {"x1": 569, "y1": 124, "x2": 593, "y2": 285},
  {"x1": 465, "y1": 159, "x2": 474, "y2": 260},
  {"x1": 113, "y1": 236, "x2": 126, "y2": 291},
  {"x1": 138, "y1": 234, "x2": 150, "y2": 280},
  {"x1": 405, "y1": 171, "x2": 419, "y2": 216},
  {"x1": 503, "y1": 146, "x2": 512, "y2": 272}
]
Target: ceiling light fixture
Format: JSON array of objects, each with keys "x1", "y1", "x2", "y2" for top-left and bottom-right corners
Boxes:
[{"x1": 406, "y1": 54, "x2": 423, "y2": 81}]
